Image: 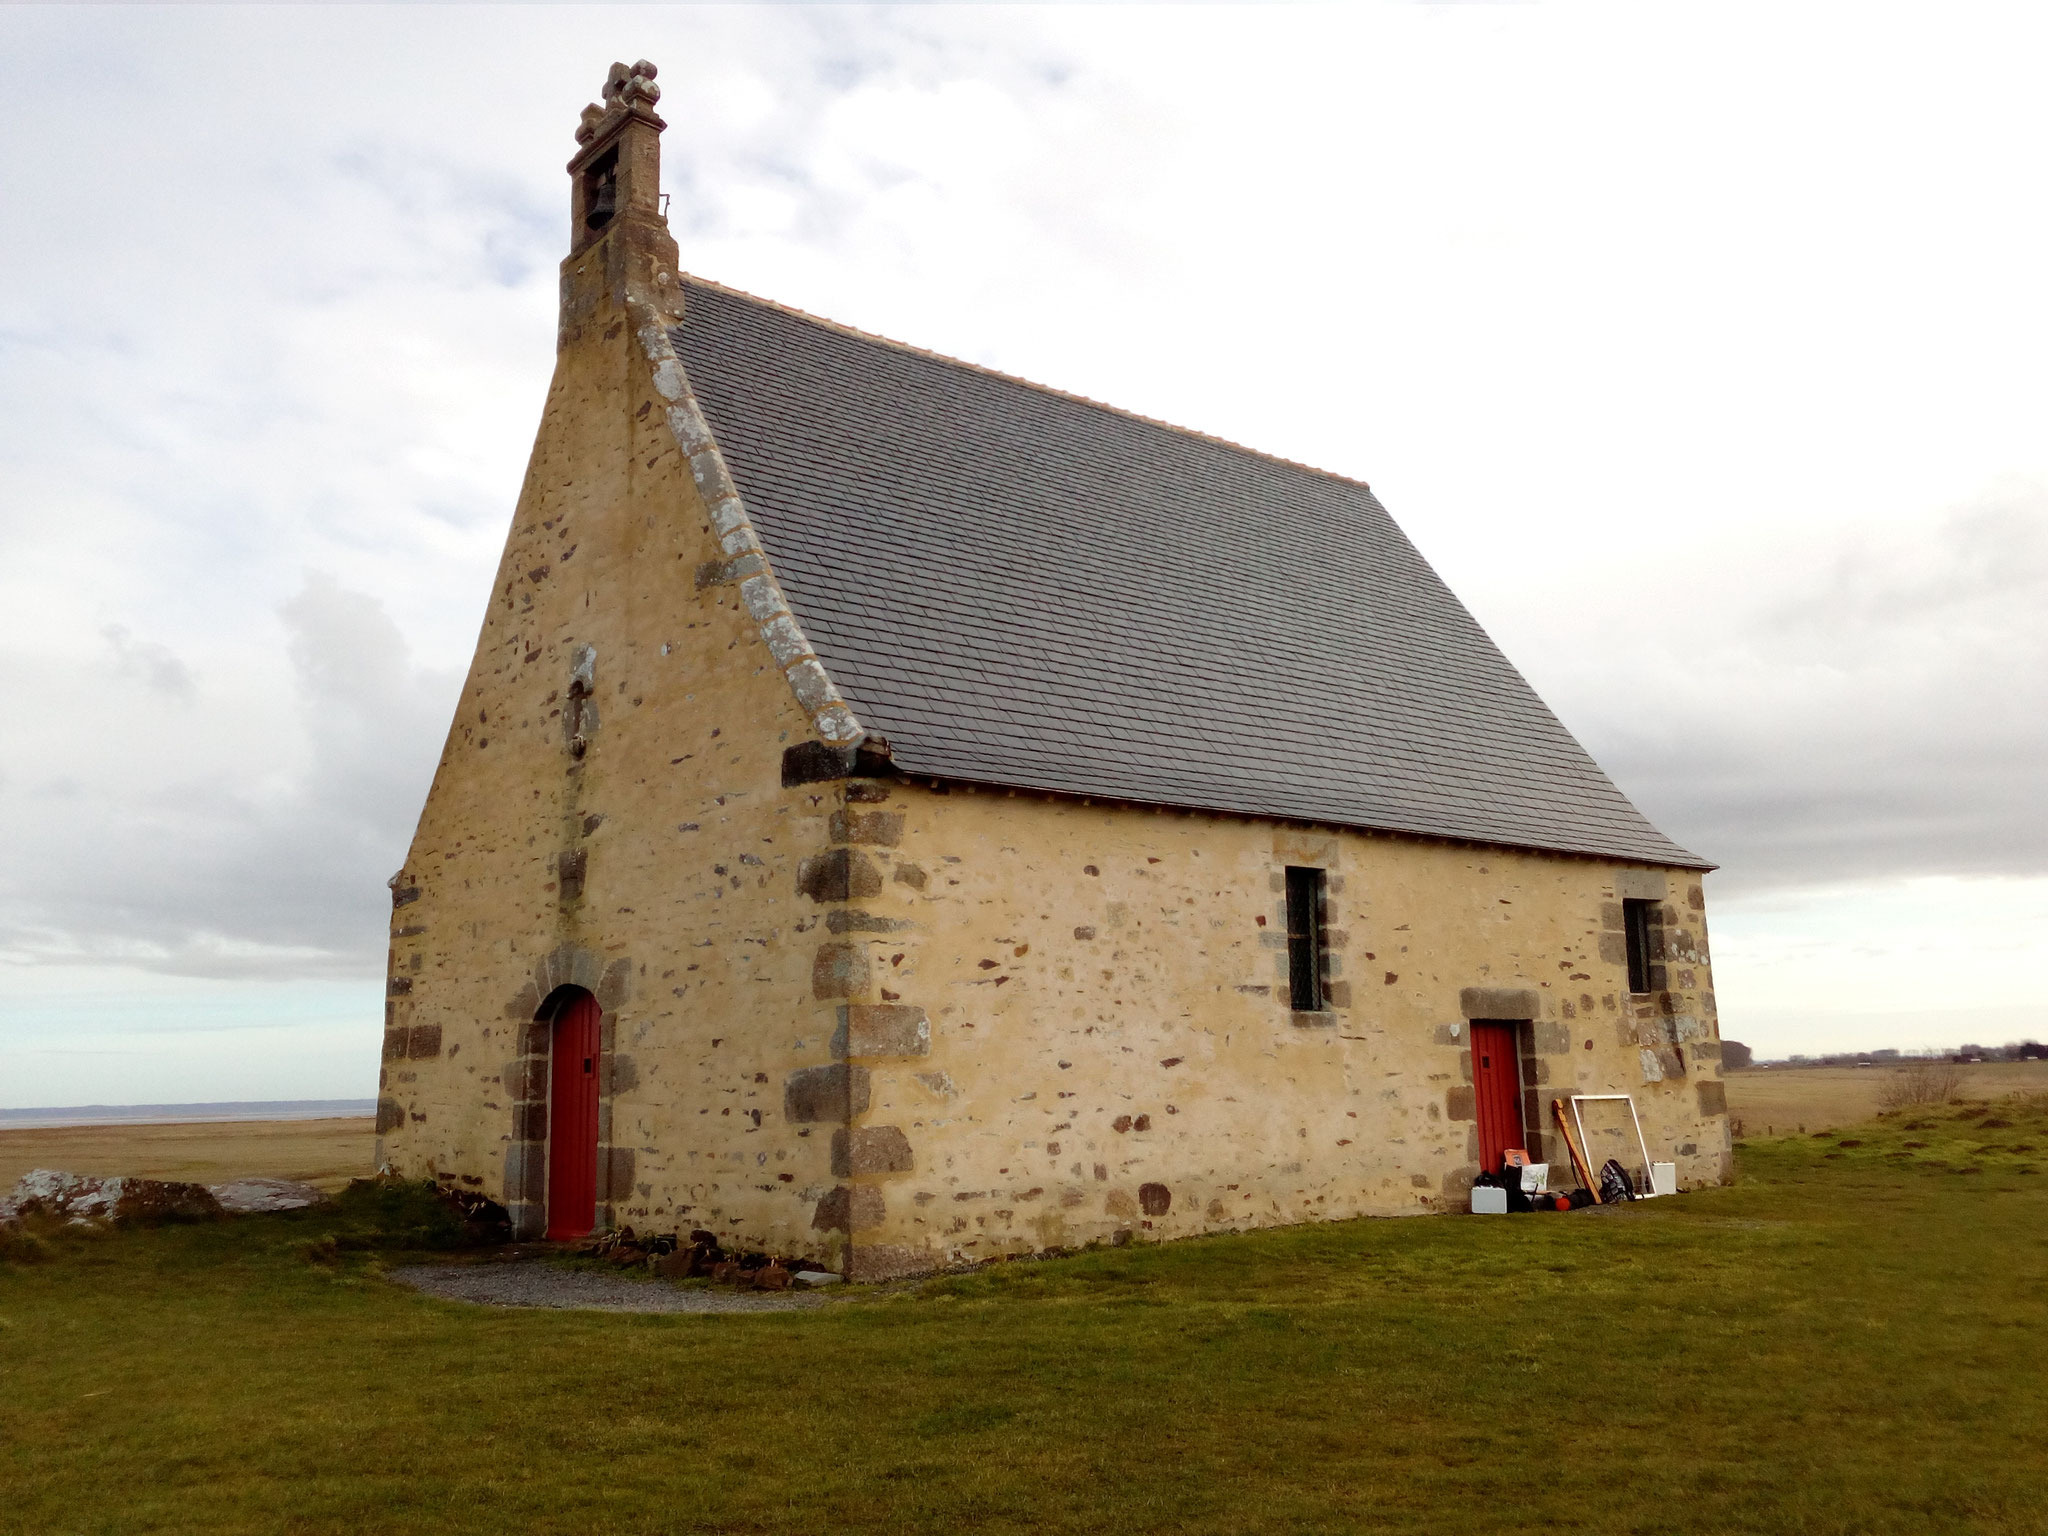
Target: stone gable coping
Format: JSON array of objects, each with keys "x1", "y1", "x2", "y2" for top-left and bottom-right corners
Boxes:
[{"x1": 630, "y1": 300, "x2": 861, "y2": 747}]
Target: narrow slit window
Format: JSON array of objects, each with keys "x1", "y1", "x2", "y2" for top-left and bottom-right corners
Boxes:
[
  {"x1": 1285, "y1": 866, "x2": 1326, "y2": 1012},
  {"x1": 1623, "y1": 898, "x2": 1655, "y2": 994}
]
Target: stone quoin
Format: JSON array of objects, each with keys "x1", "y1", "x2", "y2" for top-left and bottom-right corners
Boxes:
[{"x1": 376, "y1": 61, "x2": 1731, "y2": 1279}]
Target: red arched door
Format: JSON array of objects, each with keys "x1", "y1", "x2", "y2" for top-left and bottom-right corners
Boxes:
[
  {"x1": 1471, "y1": 1021, "x2": 1526, "y2": 1175},
  {"x1": 546, "y1": 991, "x2": 602, "y2": 1241}
]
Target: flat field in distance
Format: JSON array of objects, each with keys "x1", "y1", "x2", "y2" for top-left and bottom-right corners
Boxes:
[
  {"x1": 4, "y1": 1096, "x2": 2046, "y2": 1536},
  {"x1": 1722, "y1": 1058, "x2": 2048, "y2": 1135},
  {"x1": 0, "y1": 1117, "x2": 375, "y2": 1193},
  {"x1": 12, "y1": 1059, "x2": 2040, "y2": 1194}
]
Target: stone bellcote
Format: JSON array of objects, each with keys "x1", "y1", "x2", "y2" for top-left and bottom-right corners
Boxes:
[
  {"x1": 560, "y1": 59, "x2": 683, "y2": 344},
  {"x1": 568, "y1": 60, "x2": 664, "y2": 254}
]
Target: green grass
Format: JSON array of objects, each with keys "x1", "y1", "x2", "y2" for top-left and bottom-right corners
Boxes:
[{"x1": 5, "y1": 1099, "x2": 2047, "y2": 1536}]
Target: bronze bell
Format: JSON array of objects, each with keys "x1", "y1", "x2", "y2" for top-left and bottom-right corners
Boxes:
[{"x1": 585, "y1": 173, "x2": 616, "y2": 231}]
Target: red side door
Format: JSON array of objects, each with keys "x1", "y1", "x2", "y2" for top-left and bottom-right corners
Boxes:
[
  {"x1": 546, "y1": 992, "x2": 602, "y2": 1241},
  {"x1": 1471, "y1": 1021, "x2": 1526, "y2": 1175}
]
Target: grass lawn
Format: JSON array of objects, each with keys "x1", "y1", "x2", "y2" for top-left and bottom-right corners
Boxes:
[
  {"x1": 4, "y1": 1098, "x2": 2046, "y2": 1536},
  {"x1": 1722, "y1": 1058, "x2": 2048, "y2": 1137}
]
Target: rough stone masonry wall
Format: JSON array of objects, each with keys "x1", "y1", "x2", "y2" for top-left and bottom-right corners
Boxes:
[
  {"x1": 377, "y1": 220, "x2": 856, "y2": 1261},
  {"x1": 834, "y1": 780, "x2": 1730, "y2": 1273}
]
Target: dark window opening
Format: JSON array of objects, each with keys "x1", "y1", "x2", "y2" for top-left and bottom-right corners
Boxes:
[
  {"x1": 1623, "y1": 898, "x2": 1656, "y2": 994},
  {"x1": 582, "y1": 148, "x2": 619, "y2": 234},
  {"x1": 1285, "y1": 866, "x2": 1326, "y2": 1012}
]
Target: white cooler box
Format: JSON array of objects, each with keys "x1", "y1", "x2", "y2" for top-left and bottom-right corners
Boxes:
[{"x1": 1469, "y1": 1185, "x2": 1508, "y2": 1214}]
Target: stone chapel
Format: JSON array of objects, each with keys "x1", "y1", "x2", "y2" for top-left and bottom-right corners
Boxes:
[{"x1": 376, "y1": 61, "x2": 1731, "y2": 1279}]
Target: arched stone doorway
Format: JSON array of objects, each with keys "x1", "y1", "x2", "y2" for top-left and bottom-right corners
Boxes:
[
  {"x1": 501, "y1": 945, "x2": 634, "y2": 1241},
  {"x1": 543, "y1": 986, "x2": 603, "y2": 1241}
]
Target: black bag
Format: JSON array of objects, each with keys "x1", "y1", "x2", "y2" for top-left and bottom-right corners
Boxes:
[
  {"x1": 1598, "y1": 1158, "x2": 1637, "y2": 1204},
  {"x1": 1481, "y1": 1161, "x2": 1537, "y2": 1213}
]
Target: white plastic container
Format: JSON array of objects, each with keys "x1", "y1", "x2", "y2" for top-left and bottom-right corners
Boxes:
[
  {"x1": 1469, "y1": 1185, "x2": 1508, "y2": 1214},
  {"x1": 1650, "y1": 1162, "x2": 1678, "y2": 1197}
]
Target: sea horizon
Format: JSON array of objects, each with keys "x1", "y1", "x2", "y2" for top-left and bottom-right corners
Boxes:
[{"x1": 0, "y1": 1100, "x2": 376, "y2": 1131}]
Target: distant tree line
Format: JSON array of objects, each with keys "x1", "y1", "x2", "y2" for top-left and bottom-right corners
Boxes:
[
  {"x1": 1950, "y1": 1041, "x2": 2048, "y2": 1063},
  {"x1": 1728, "y1": 1040, "x2": 2048, "y2": 1069}
]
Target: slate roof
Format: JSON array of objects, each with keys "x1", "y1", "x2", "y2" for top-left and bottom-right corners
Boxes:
[{"x1": 671, "y1": 278, "x2": 1707, "y2": 869}]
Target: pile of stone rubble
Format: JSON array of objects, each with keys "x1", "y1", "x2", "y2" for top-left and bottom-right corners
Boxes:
[
  {"x1": 573, "y1": 1225, "x2": 841, "y2": 1288},
  {"x1": 0, "y1": 1169, "x2": 328, "y2": 1228}
]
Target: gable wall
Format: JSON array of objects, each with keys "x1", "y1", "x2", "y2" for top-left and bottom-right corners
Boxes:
[
  {"x1": 824, "y1": 779, "x2": 1729, "y2": 1278},
  {"x1": 377, "y1": 266, "x2": 854, "y2": 1264}
]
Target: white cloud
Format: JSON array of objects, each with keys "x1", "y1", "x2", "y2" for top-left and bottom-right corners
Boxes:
[
  {"x1": 2, "y1": 3, "x2": 2046, "y2": 1101},
  {"x1": 1712, "y1": 874, "x2": 2048, "y2": 1059},
  {"x1": 0, "y1": 969, "x2": 381, "y2": 1108},
  {"x1": 0, "y1": 573, "x2": 454, "y2": 982},
  {"x1": 1509, "y1": 474, "x2": 2048, "y2": 891},
  {"x1": 102, "y1": 625, "x2": 197, "y2": 702}
]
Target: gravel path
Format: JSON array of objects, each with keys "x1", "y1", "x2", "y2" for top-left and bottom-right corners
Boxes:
[{"x1": 390, "y1": 1262, "x2": 828, "y2": 1314}]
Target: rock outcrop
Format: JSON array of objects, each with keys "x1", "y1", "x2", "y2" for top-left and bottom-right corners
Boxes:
[
  {"x1": 2, "y1": 1169, "x2": 223, "y2": 1227},
  {"x1": 208, "y1": 1178, "x2": 329, "y2": 1215}
]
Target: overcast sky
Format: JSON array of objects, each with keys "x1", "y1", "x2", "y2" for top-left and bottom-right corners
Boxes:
[{"x1": 3, "y1": 3, "x2": 2045, "y2": 1104}]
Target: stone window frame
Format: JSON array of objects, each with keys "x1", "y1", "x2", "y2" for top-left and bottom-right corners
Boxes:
[
  {"x1": 1284, "y1": 865, "x2": 1329, "y2": 1014},
  {"x1": 1622, "y1": 898, "x2": 1661, "y2": 996},
  {"x1": 1268, "y1": 839, "x2": 1349, "y2": 1029}
]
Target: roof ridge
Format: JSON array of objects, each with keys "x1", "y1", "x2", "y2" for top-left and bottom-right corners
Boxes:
[{"x1": 676, "y1": 271, "x2": 1375, "y2": 496}]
